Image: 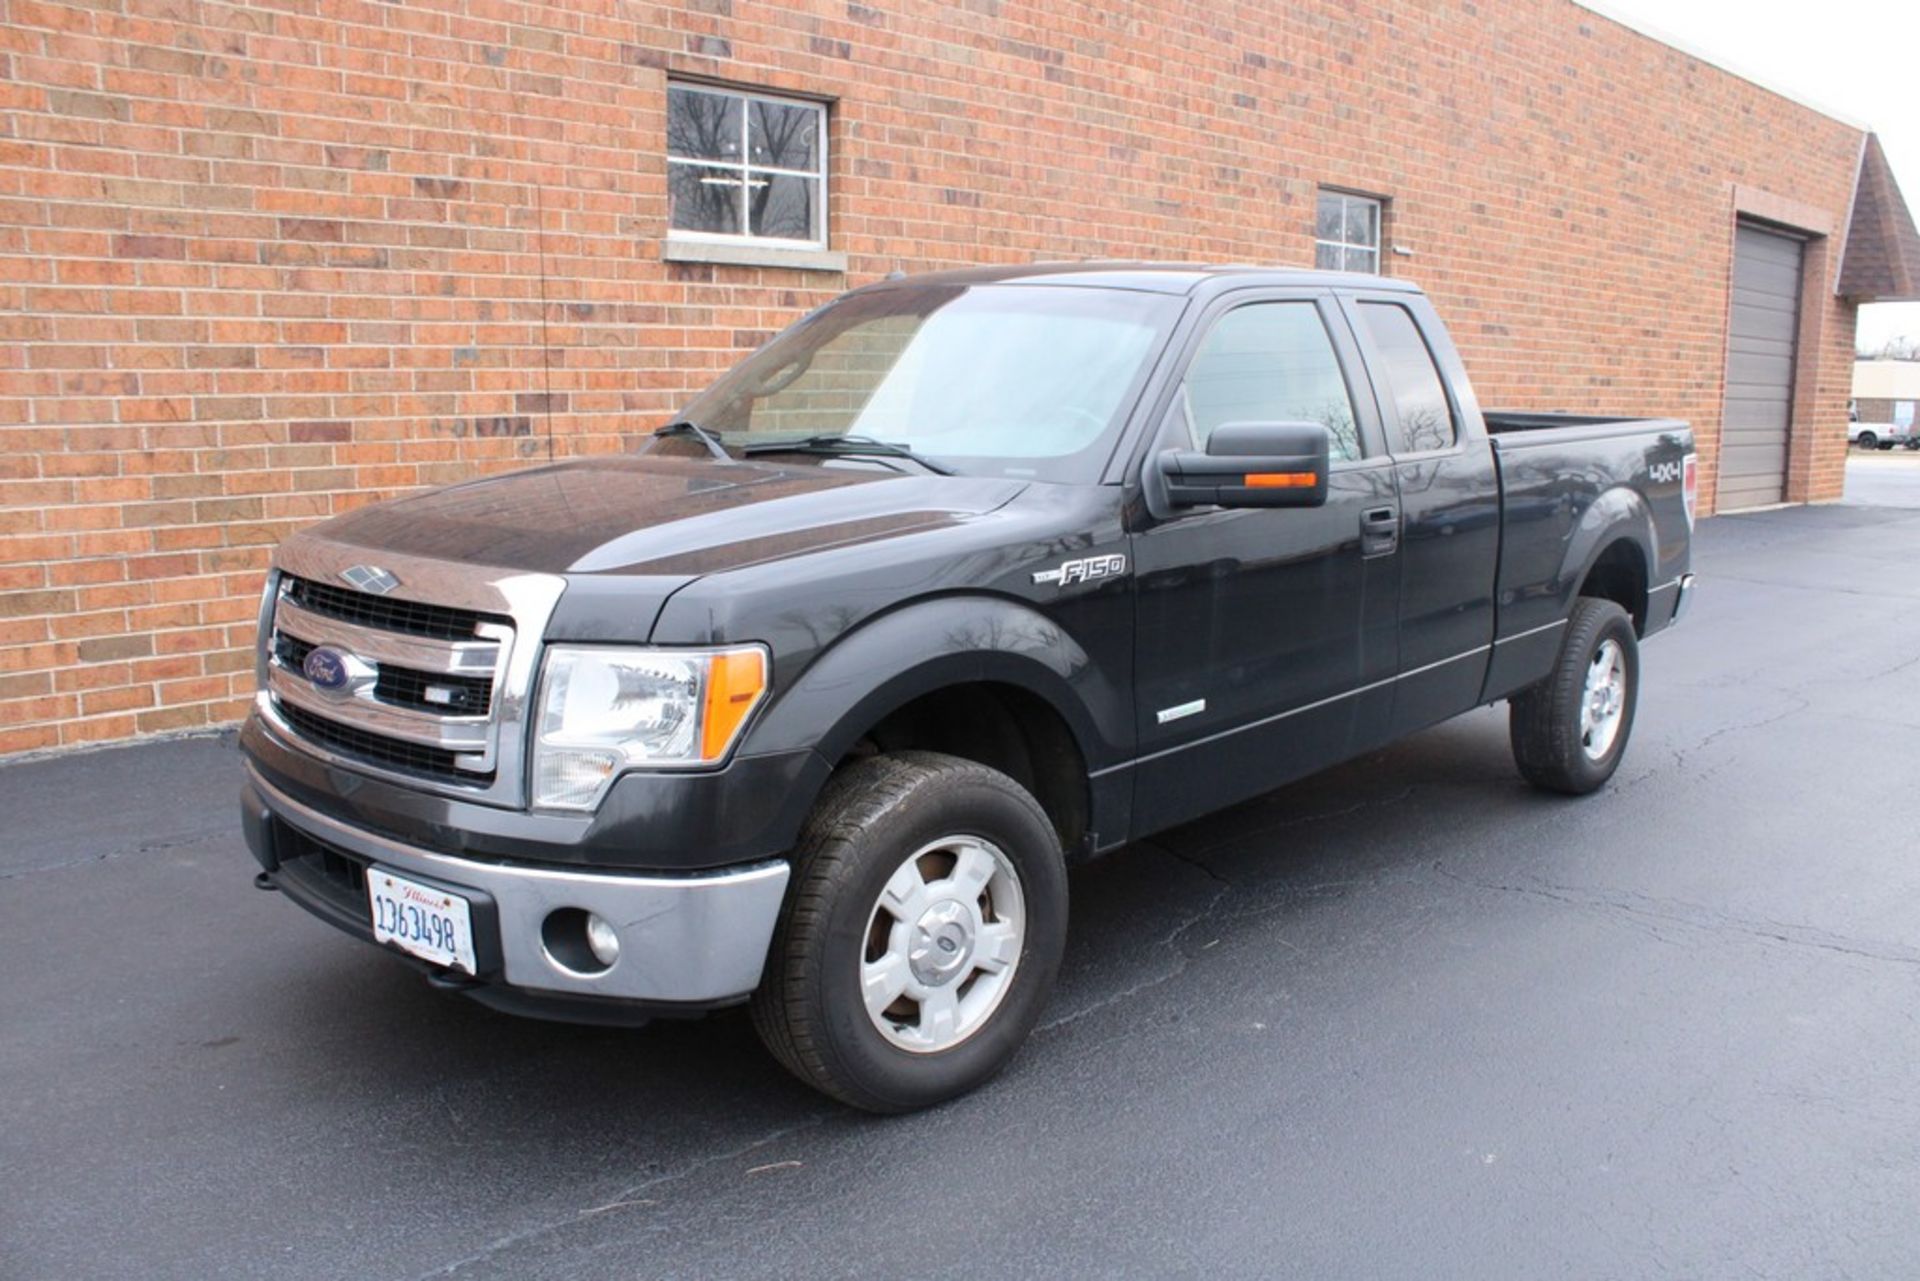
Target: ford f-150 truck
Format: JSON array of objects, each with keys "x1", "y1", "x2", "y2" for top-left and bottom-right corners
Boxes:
[{"x1": 241, "y1": 264, "x2": 1697, "y2": 1111}]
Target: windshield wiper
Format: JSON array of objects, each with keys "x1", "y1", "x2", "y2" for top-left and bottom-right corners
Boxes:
[
  {"x1": 741, "y1": 434, "x2": 954, "y2": 476},
  {"x1": 651, "y1": 419, "x2": 731, "y2": 462}
]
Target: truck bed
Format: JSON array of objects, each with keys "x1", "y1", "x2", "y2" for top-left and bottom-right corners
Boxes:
[{"x1": 1484, "y1": 410, "x2": 1689, "y2": 448}]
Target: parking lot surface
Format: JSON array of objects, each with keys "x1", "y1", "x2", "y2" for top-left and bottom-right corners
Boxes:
[{"x1": 4, "y1": 459, "x2": 1918, "y2": 1279}]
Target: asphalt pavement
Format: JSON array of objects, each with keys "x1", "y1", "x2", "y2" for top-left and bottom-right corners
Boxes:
[{"x1": 4, "y1": 459, "x2": 1919, "y2": 1280}]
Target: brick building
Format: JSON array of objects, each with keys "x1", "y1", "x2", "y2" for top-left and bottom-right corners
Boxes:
[{"x1": 3, "y1": 0, "x2": 1919, "y2": 756}]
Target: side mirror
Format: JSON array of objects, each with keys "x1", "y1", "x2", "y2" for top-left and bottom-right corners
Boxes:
[{"x1": 1158, "y1": 421, "x2": 1332, "y2": 509}]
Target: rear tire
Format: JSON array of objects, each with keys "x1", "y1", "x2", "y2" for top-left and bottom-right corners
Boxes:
[
  {"x1": 1510, "y1": 598, "x2": 1640, "y2": 795},
  {"x1": 751, "y1": 751, "x2": 1068, "y2": 1113},
  {"x1": 1857, "y1": 432, "x2": 1879, "y2": 450}
]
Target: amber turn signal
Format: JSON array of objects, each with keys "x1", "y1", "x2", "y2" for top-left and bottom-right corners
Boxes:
[
  {"x1": 1241, "y1": 472, "x2": 1318, "y2": 489},
  {"x1": 702, "y1": 647, "x2": 770, "y2": 761}
]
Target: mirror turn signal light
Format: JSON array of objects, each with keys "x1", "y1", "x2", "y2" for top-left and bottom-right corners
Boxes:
[{"x1": 1242, "y1": 472, "x2": 1319, "y2": 489}]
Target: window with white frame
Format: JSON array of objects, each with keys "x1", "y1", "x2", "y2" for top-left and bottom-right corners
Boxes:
[
  {"x1": 667, "y1": 83, "x2": 827, "y2": 248},
  {"x1": 1314, "y1": 190, "x2": 1382, "y2": 274}
]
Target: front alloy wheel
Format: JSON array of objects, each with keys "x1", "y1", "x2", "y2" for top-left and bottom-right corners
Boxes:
[
  {"x1": 861, "y1": 836, "x2": 1025, "y2": 1053},
  {"x1": 752, "y1": 751, "x2": 1068, "y2": 1112}
]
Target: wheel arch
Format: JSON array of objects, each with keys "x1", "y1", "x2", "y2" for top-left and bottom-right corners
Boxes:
[
  {"x1": 740, "y1": 595, "x2": 1127, "y2": 858},
  {"x1": 1564, "y1": 487, "x2": 1657, "y2": 635}
]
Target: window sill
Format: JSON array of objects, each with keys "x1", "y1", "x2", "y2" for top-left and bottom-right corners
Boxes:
[{"x1": 662, "y1": 240, "x2": 848, "y2": 273}]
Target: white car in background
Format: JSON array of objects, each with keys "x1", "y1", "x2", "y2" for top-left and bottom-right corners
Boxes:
[{"x1": 1849, "y1": 421, "x2": 1919, "y2": 450}]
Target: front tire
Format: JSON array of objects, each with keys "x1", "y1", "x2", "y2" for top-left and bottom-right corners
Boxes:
[
  {"x1": 1509, "y1": 598, "x2": 1640, "y2": 795},
  {"x1": 751, "y1": 752, "x2": 1068, "y2": 1112}
]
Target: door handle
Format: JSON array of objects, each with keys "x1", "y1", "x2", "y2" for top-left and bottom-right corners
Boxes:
[{"x1": 1361, "y1": 506, "x2": 1400, "y2": 556}]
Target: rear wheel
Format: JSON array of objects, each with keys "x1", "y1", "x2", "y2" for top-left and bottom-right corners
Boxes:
[
  {"x1": 1857, "y1": 431, "x2": 1879, "y2": 450},
  {"x1": 751, "y1": 751, "x2": 1068, "y2": 1112},
  {"x1": 1510, "y1": 598, "x2": 1640, "y2": 795}
]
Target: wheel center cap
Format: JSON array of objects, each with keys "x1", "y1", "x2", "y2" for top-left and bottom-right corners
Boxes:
[{"x1": 908, "y1": 899, "x2": 975, "y2": 987}]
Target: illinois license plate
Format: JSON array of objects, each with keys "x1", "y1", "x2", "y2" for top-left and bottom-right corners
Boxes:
[{"x1": 368, "y1": 867, "x2": 476, "y2": 975}]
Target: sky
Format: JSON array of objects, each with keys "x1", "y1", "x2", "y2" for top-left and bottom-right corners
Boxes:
[{"x1": 1586, "y1": 0, "x2": 1920, "y2": 353}]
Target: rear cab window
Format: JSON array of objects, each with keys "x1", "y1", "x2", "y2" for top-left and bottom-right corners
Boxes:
[{"x1": 1356, "y1": 301, "x2": 1457, "y2": 454}]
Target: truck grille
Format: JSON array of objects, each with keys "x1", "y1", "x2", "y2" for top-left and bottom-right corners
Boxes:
[
  {"x1": 284, "y1": 575, "x2": 503, "y2": 641},
  {"x1": 264, "y1": 574, "x2": 513, "y2": 788}
]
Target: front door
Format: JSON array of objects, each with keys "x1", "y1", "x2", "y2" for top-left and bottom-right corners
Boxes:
[{"x1": 1129, "y1": 292, "x2": 1399, "y2": 837}]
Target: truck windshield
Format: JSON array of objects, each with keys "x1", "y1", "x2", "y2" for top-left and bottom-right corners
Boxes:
[{"x1": 675, "y1": 283, "x2": 1180, "y2": 482}]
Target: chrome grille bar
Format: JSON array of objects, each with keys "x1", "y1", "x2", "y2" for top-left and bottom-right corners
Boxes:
[
  {"x1": 267, "y1": 665, "x2": 493, "y2": 755},
  {"x1": 273, "y1": 595, "x2": 504, "y2": 676}
]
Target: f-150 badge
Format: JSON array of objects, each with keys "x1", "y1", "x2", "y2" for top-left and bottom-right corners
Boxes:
[{"x1": 1032, "y1": 554, "x2": 1128, "y2": 587}]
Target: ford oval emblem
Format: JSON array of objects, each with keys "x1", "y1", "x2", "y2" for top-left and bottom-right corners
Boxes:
[{"x1": 302, "y1": 646, "x2": 351, "y2": 694}]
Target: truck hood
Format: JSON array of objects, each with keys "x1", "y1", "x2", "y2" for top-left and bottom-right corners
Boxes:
[{"x1": 301, "y1": 455, "x2": 1029, "y2": 577}]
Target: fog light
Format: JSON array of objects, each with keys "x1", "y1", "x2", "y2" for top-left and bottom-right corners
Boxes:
[
  {"x1": 585, "y1": 913, "x2": 621, "y2": 967},
  {"x1": 540, "y1": 907, "x2": 619, "y2": 975}
]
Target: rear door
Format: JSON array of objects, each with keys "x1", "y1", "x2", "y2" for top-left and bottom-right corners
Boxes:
[
  {"x1": 1338, "y1": 292, "x2": 1500, "y2": 739},
  {"x1": 1128, "y1": 290, "x2": 1399, "y2": 836}
]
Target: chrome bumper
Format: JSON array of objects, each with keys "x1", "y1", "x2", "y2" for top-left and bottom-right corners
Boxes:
[{"x1": 247, "y1": 764, "x2": 790, "y2": 1005}]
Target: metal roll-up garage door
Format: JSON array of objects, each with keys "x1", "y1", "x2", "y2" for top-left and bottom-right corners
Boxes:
[{"x1": 1719, "y1": 223, "x2": 1805, "y2": 509}]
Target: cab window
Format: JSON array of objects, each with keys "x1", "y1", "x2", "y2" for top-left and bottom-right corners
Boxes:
[
  {"x1": 1177, "y1": 302, "x2": 1362, "y2": 462},
  {"x1": 1357, "y1": 302, "x2": 1457, "y2": 454}
]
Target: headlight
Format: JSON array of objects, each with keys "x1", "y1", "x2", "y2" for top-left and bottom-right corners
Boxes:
[{"x1": 531, "y1": 645, "x2": 769, "y2": 810}]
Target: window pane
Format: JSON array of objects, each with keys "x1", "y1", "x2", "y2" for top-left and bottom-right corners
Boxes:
[
  {"x1": 1359, "y1": 303, "x2": 1455, "y2": 453},
  {"x1": 1315, "y1": 193, "x2": 1344, "y2": 241},
  {"x1": 749, "y1": 99, "x2": 820, "y2": 171},
  {"x1": 748, "y1": 173, "x2": 818, "y2": 241},
  {"x1": 1344, "y1": 246, "x2": 1378, "y2": 274},
  {"x1": 1315, "y1": 242, "x2": 1342, "y2": 270},
  {"x1": 668, "y1": 163, "x2": 742, "y2": 234},
  {"x1": 1344, "y1": 197, "x2": 1378, "y2": 248},
  {"x1": 1182, "y1": 302, "x2": 1361, "y2": 461},
  {"x1": 667, "y1": 87, "x2": 742, "y2": 162}
]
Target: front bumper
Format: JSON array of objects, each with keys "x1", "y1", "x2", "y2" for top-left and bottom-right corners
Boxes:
[{"x1": 243, "y1": 763, "x2": 790, "y2": 1013}]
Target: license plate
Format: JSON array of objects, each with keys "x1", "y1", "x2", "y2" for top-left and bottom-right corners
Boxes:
[{"x1": 368, "y1": 867, "x2": 476, "y2": 975}]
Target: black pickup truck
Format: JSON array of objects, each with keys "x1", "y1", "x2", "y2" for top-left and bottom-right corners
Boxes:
[{"x1": 240, "y1": 264, "x2": 1696, "y2": 1111}]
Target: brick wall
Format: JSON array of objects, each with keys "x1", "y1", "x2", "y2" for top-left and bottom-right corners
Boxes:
[
  {"x1": 1853, "y1": 398, "x2": 1914, "y2": 423},
  {"x1": 0, "y1": 0, "x2": 1869, "y2": 754}
]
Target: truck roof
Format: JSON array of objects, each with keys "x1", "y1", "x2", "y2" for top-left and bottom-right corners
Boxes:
[{"x1": 857, "y1": 261, "x2": 1424, "y2": 296}]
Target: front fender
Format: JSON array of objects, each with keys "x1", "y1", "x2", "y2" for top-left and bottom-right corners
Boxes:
[{"x1": 742, "y1": 594, "x2": 1128, "y2": 770}]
